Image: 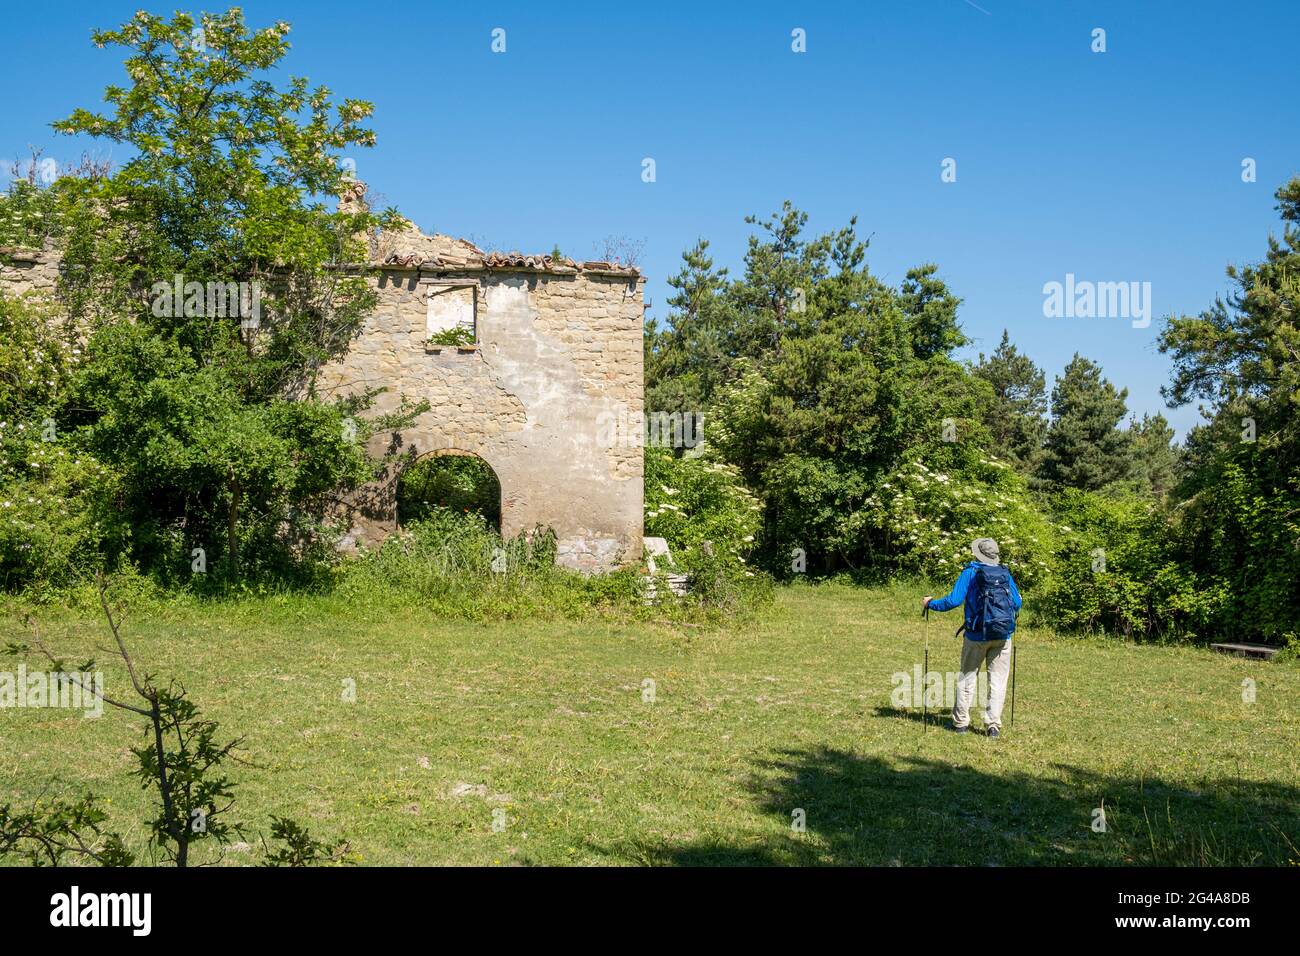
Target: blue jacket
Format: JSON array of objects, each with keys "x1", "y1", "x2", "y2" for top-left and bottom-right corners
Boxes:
[{"x1": 927, "y1": 561, "x2": 1022, "y2": 641}]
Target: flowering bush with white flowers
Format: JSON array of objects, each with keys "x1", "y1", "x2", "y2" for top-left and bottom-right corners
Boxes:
[
  {"x1": 853, "y1": 453, "x2": 1058, "y2": 588},
  {"x1": 0, "y1": 438, "x2": 124, "y2": 591},
  {"x1": 644, "y1": 447, "x2": 763, "y2": 573},
  {"x1": 0, "y1": 292, "x2": 77, "y2": 420},
  {"x1": 0, "y1": 293, "x2": 128, "y2": 591},
  {"x1": 0, "y1": 177, "x2": 65, "y2": 251}
]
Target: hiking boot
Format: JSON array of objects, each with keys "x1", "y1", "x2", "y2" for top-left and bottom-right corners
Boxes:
[{"x1": 987, "y1": 727, "x2": 1001, "y2": 739}]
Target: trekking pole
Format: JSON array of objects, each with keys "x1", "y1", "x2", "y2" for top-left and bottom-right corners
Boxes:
[
  {"x1": 921, "y1": 602, "x2": 930, "y2": 732},
  {"x1": 1009, "y1": 641, "x2": 1017, "y2": 733}
]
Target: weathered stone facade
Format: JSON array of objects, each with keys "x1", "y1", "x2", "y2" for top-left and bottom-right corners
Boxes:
[
  {"x1": 0, "y1": 241, "x2": 61, "y2": 298},
  {"x1": 0, "y1": 205, "x2": 646, "y2": 573},
  {"x1": 318, "y1": 213, "x2": 645, "y2": 572}
]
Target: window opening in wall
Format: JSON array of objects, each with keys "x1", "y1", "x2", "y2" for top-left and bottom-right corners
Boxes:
[{"x1": 424, "y1": 280, "x2": 477, "y2": 347}]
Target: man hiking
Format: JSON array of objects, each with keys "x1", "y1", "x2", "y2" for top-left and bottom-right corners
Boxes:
[{"x1": 922, "y1": 537, "x2": 1022, "y2": 738}]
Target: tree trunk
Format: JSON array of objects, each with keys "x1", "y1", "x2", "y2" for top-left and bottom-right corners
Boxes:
[{"x1": 227, "y1": 478, "x2": 241, "y2": 577}]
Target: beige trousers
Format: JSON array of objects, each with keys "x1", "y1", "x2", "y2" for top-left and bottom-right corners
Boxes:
[{"x1": 953, "y1": 638, "x2": 1012, "y2": 730}]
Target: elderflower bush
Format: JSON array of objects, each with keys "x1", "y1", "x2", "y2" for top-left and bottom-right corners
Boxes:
[
  {"x1": 643, "y1": 447, "x2": 763, "y2": 572},
  {"x1": 0, "y1": 293, "x2": 126, "y2": 591},
  {"x1": 0, "y1": 292, "x2": 78, "y2": 418},
  {"x1": 0, "y1": 437, "x2": 124, "y2": 591},
  {"x1": 0, "y1": 180, "x2": 64, "y2": 250},
  {"x1": 855, "y1": 454, "x2": 1057, "y2": 588}
]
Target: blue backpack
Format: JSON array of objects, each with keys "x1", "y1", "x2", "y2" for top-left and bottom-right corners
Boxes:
[{"x1": 965, "y1": 564, "x2": 1017, "y2": 640}]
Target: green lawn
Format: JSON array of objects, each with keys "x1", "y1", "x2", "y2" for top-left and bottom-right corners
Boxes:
[{"x1": 3, "y1": 583, "x2": 1298, "y2": 865}]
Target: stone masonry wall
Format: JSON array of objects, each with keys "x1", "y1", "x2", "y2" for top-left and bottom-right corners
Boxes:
[
  {"x1": 0, "y1": 210, "x2": 647, "y2": 573},
  {"x1": 317, "y1": 255, "x2": 645, "y2": 572},
  {"x1": 0, "y1": 243, "x2": 61, "y2": 298}
]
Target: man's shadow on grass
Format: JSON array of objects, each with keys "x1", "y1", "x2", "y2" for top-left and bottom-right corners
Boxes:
[{"x1": 601, "y1": 739, "x2": 1300, "y2": 866}]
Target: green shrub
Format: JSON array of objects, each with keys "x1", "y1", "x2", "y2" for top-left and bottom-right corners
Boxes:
[
  {"x1": 1036, "y1": 489, "x2": 1227, "y2": 641},
  {"x1": 644, "y1": 447, "x2": 763, "y2": 573},
  {"x1": 0, "y1": 444, "x2": 126, "y2": 594},
  {"x1": 859, "y1": 451, "x2": 1058, "y2": 589},
  {"x1": 1171, "y1": 455, "x2": 1299, "y2": 644},
  {"x1": 671, "y1": 547, "x2": 776, "y2": 615},
  {"x1": 0, "y1": 294, "x2": 129, "y2": 593}
]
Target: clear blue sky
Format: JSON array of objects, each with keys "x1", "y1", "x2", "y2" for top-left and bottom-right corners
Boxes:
[{"x1": 4, "y1": 1, "x2": 1298, "y2": 437}]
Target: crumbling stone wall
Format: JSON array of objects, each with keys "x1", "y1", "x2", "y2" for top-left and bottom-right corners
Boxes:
[
  {"x1": 0, "y1": 208, "x2": 647, "y2": 573},
  {"x1": 0, "y1": 242, "x2": 61, "y2": 298},
  {"x1": 317, "y1": 225, "x2": 645, "y2": 572}
]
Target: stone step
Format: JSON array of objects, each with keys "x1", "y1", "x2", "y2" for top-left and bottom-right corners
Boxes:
[{"x1": 644, "y1": 573, "x2": 690, "y2": 603}]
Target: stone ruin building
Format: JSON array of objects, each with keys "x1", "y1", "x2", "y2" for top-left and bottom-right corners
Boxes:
[{"x1": 0, "y1": 188, "x2": 646, "y2": 572}]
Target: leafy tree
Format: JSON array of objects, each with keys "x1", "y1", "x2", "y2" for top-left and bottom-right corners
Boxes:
[
  {"x1": 1037, "y1": 354, "x2": 1133, "y2": 492},
  {"x1": 700, "y1": 205, "x2": 997, "y2": 574},
  {"x1": 1, "y1": 8, "x2": 418, "y2": 585},
  {"x1": 971, "y1": 329, "x2": 1048, "y2": 473},
  {"x1": 1154, "y1": 176, "x2": 1300, "y2": 643},
  {"x1": 51, "y1": 9, "x2": 383, "y2": 363}
]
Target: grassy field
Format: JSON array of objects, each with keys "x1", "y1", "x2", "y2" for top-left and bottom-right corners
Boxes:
[{"x1": 3, "y1": 582, "x2": 1298, "y2": 866}]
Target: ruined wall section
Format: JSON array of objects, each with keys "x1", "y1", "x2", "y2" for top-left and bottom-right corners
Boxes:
[
  {"x1": 0, "y1": 207, "x2": 648, "y2": 573},
  {"x1": 0, "y1": 243, "x2": 61, "y2": 299},
  {"x1": 318, "y1": 256, "x2": 645, "y2": 572}
]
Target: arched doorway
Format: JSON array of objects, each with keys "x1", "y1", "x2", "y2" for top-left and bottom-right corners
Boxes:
[{"x1": 395, "y1": 450, "x2": 502, "y2": 532}]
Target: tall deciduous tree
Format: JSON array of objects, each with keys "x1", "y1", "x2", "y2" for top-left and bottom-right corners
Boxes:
[{"x1": 29, "y1": 8, "x2": 412, "y2": 580}]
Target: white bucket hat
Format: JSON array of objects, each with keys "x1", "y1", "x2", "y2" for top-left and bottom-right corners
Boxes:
[{"x1": 971, "y1": 538, "x2": 1001, "y2": 566}]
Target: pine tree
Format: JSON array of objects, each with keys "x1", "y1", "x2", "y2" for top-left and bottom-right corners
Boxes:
[
  {"x1": 1037, "y1": 354, "x2": 1133, "y2": 491},
  {"x1": 899, "y1": 264, "x2": 967, "y2": 359},
  {"x1": 1127, "y1": 412, "x2": 1180, "y2": 499},
  {"x1": 971, "y1": 329, "x2": 1048, "y2": 472},
  {"x1": 645, "y1": 239, "x2": 733, "y2": 415}
]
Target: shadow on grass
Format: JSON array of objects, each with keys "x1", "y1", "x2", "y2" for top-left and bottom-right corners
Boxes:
[
  {"x1": 871, "y1": 704, "x2": 963, "y2": 730},
  {"x1": 606, "y1": 745, "x2": 1300, "y2": 867}
]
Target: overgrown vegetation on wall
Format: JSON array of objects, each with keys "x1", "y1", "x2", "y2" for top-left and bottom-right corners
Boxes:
[{"x1": 0, "y1": 9, "x2": 414, "y2": 593}]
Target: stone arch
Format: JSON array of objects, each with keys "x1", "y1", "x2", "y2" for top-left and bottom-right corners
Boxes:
[
  {"x1": 395, "y1": 447, "x2": 503, "y2": 532},
  {"x1": 339, "y1": 440, "x2": 514, "y2": 549}
]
